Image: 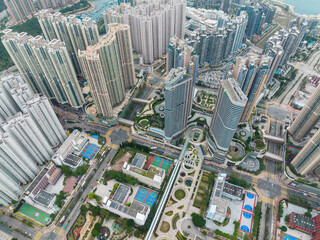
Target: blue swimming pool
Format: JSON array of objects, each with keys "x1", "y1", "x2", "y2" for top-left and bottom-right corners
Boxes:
[
  {"x1": 150, "y1": 128, "x2": 164, "y2": 136},
  {"x1": 282, "y1": 234, "x2": 300, "y2": 240}
]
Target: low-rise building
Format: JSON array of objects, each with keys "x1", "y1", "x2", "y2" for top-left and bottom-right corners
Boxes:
[
  {"x1": 104, "y1": 184, "x2": 150, "y2": 225},
  {"x1": 32, "y1": 190, "x2": 56, "y2": 209},
  {"x1": 289, "y1": 212, "x2": 315, "y2": 235},
  {"x1": 52, "y1": 130, "x2": 87, "y2": 165},
  {"x1": 122, "y1": 154, "x2": 165, "y2": 189}
]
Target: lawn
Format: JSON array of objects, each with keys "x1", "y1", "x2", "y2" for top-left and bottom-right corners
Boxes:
[
  {"x1": 254, "y1": 139, "x2": 265, "y2": 150},
  {"x1": 174, "y1": 189, "x2": 186, "y2": 200},
  {"x1": 160, "y1": 221, "x2": 170, "y2": 233},
  {"x1": 139, "y1": 119, "x2": 149, "y2": 127}
]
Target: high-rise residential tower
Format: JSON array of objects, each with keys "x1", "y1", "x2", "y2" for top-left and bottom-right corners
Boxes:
[
  {"x1": 166, "y1": 36, "x2": 199, "y2": 84},
  {"x1": 291, "y1": 128, "x2": 320, "y2": 176},
  {"x1": 79, "y1": 23, "x2": 134, "y2": 116},
  {"x1": 4, "y1": 0, "x2": 35, "y2": 24},
  {"x1": 208, "y1": 78, "x2": 247, "y2": 163},
  {"x1": 288, "y1": 83, "x2": 320, "y2": 140},
  {"x1": 164, "y1": 68, "x2": 193, "y2": 142},
  {"x1": 37, "y1": 11, "x2": 99, "y2": 74},
  {"x1": 2, "y1": 30, "x2": 85, "y2": 108},
  {"x1": 240, "y1": 57, "x2": 270, "y2": 122},
  {"x1": 103, "y1": 0, "x2": 186, "y2": 64}
]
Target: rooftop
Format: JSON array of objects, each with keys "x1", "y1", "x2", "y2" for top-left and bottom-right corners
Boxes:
[
  {"x1": 63, "y1": 154, "x2": 82, "y2": 167},
  {"x1": 291, "y1": 212, "x2": 315, "y2": 233},
  {"x1": 132, "y1": 153, "x2": 147, "y2": 168},
  {"x1": 112, "y1": 184, "x2": 130, "y2": 204},
  {"x1": 223, "y1": 182, "x2": 243, "y2": 198},
  {"x1": 34, "y1": 190, "x2": 55, "y2": 207}
]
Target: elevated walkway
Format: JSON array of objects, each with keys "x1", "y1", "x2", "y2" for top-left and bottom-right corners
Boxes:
[
  {"x1": 118, "y1": 118, "x2": 134, "y2": 126},
  {"x1": 131, "y1": 98, "x2": 152, "y2": 104},
  {"x1": 264, "y1": 134, "x2": 285, "y2": 143},
  {"x1": 264, "y1": 152, "x2": 283, "y2": 162}
]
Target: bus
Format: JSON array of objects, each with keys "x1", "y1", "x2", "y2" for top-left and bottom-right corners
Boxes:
[{"x1": 59, "y1": 215, "x2": 66, "y2": 224}]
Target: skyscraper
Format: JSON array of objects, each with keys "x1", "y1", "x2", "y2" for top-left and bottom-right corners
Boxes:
[
  {"x1": 240, "y1": 57, "x2": 270, "y2": 122},
  {"x1": 37, "y1": 11, "x2": 99, "y2": 74},
  {"x1": 103, "y1": 0, "x2": 186, "y2": 64},
  {"x1": 0, "y1": 79, "x2": 66, "y2": 206},
  {"x1": 0, "y1": 74, "x2": 30, "y2": 122},
  {"x1": 166, "y1": 36, "x2": 199, "y2": 84},
  {"x1": 193, "y1": 0, "x2": 219, "y2": 9},
  {"x1": 21, "y1": 95, "x2": 67, "y2": 147},
  {"x1": 231, "y1": 12, "x2": 248, "y2": 54},
  {"x1": 164, "y1": 68, "x2": 193, "y2": 142},
  {"x1": 291, "y1": 128, "x2": 320, "y2": 176},
  {"x1": 220, "y1": 0, "x2": 232, "y2": 13},
  {"x1": 4, "y1": 0, "x2": 35, "y2": 24},
  {"x1": 208, "y1": 78, "x2": 247, "y2": 163},
  {"x1": 79, "y1": 23, "x2": 134, "y2": 116},
  {"x1": 288, "y1": 83, "x2": 320, "y2": 140},
  {"x1": 2, "y1": 30, "x2": 85, "y2": 108},
  {"x1": 46, "y1": 39, "x2": 85, "y2": 108}
]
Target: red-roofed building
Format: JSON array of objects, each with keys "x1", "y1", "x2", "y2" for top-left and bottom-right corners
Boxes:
[
  {"x1": 313, "y1": 213, "x2": 320, "y2": 240},
  {"x1": 289, "y1": 212, "x2": 315, "y2": 235}
]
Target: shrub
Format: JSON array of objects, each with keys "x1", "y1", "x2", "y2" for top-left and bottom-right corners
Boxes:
[{"x1": 191, "y1": 213, "x2": 206, "y2": 228}]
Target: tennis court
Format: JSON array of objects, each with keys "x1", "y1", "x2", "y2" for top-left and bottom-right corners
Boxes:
[
  {"x1": 19, "y1": 203, "x2": 50, "y2": 224},
  {"x1": 33, "y1": 210, "x2": 50, "y2": 224},
  {"x1": 81, "y1": 143, "x2": 100, "y2": 160},
  {"x1": 19, "y1": 204, "x2": 37, "y2": 217},
  {"x1": 152, "y1": 156, "x2": 162, "y2": 167},
  {"x1": 134, "y1": 186, "x2": 158, "y2": 207},
  {"x1": 161, "y1": 159, "x2": 172, "y2": 173}
]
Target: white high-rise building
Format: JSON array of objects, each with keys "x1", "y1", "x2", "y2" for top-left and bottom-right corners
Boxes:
[
  {"x1": 0, "y1": 74, "x2": 32, "y2": 122},
  {"x1": 104, "y1": 0, "x2": 186, "y2": 64},
  {"x1": 1, "y1": 30, "x2": 85, "y2": 108},
  {"x1": 0, "y1": 76, "x2": 67, "y2": 206},
  {"x1": 21, "y1": 95, "x2": 67, "y2": 147}
]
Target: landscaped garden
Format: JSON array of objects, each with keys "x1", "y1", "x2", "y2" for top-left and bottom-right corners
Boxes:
[
  {"x1": 193, "y1": 171, "x2": 215, "y2": 216},
  {"x1": 67, "y1": 214, "x2": 86, "y2": 240},
  {"x1": 174, "y1": 189, "x2": 186, "y2": 200},
  {"x1": 194, "y1": 90, "x2": 216, "y2": 111},
  {"x1": 254, "y1": 139, "x2": 265, "y2": 150},
  {"x1": 160, "y1": 221, "x2": 170, "y2": 233}
]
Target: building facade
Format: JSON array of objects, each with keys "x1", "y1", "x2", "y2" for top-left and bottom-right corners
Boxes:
[
  {"x1": 2, "y1": 30, "x2": 85, "y2": 108},
  {"x1": 291, "y1": 128, "x2": 320, "y2": 176},
  {"x1": 208, "y1": 78, "x2": 247, "y2": 163},
  {"x1": 103, "y1": 0, "x2": 186, "y2": 64},
  {"x1": 288, "y1": 83, "x2": 320, "y2": 140},
  {"x1": 79, "y1": 23, "x2": 134, "y2": 117},
  {"x1": 164, "y1": 68, "x2": 193, "y2": 142}
]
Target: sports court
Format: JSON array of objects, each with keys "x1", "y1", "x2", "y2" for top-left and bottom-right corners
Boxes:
[
  {"x1": 19, "y1": 203, "x2": 50, "y2": 224},
  {"x1": 144, "y1": 155, "x2": 172, "y2": 174},
  {"x1": 242, "y1": 191, "x2": 256, "y2": 213},
  {"x1": 134, "y1": 186, "x2": 158, "y2": 207},
  {"x1": 81, "y1": 143, "x2": 100, "y2": 160},
  {"x1": 239, "y1": 210, "x2": 253, "y2": 233}
]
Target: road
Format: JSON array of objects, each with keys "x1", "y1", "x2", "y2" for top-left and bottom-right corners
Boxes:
[
  {"x1": 279, "y1": 50, "x2": 320, "y2": 105},
  {"x1": 202, "y1": 163, "x2": 320, "y2": 207},
  {"x1": 64, "y1": 148, "x2": 118, "y2": 233},
  {"x1": 0, "y1": 214, "x2": 37, "y2": 239}
]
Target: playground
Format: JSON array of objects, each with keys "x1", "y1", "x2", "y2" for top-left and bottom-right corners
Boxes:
[
  {"x1": 19, "y1": 203, "x2": 50, "y2": 224},
  {"x1": 145, "y1": 155, "x2": 172, "y2": 174},
  {"x1": 81, "y1": 143, "x2": 100, "y2": 160},
  {"x1": 134, "y1": 186, "x2": 158, "y2": 207}
]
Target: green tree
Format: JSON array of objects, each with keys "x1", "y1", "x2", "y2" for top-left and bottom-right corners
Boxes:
[
  {"x1": 304, "y1": 211, "x2": 312, "y2": 218},
  {"x1": 61, "y1": 165, "x2": 73, "y2": 177},
  {"x1": 285, "y1": 214, "x2": 290, "y2": 223},
  {"x1": 55, "y1": 191, "x2": 67, "y2": 208},
  {"x1": 191, "y1": 213, "x2": 206, "y2": 228},
  {"x1": 91, "y1": 229, "x2": 99, "y2": 237}
]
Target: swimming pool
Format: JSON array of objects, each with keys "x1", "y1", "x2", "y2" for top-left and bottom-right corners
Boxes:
[
  {"x1": 282, "y1": 234, "x2": 300, "y2": 240},
  {"x1": 149, "y1": 128, "x2": 164, "y2": 136}
]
